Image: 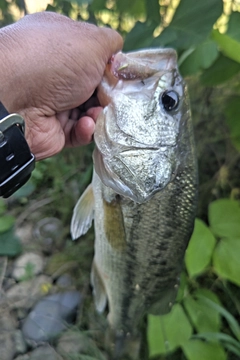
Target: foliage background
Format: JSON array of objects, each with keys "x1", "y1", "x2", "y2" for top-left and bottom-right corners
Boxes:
[{"x1": 1, "y1": 0, "x2": 240, "y2": 359}]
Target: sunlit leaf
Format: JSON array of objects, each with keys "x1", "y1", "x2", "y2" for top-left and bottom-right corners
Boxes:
[
  {"x1": 182, "y1": 339, "x2": 226, "y2": 360},
  {"x1": 0, "y1": 215, "x2": 15, "y2": 233},
  {"x1": 179, "y1": 40, "x2": 219, "y2": 76},
  {"x1": 200, "y1": 54, "x2": 240, "y2": 86},
  {"x1": 195, "y1": 295, "x2": 240, "y2": 341},
  {"x1": 227, "y1": 12, "x2": 240, "y2": 41},
  {"x1": 148, "y1": 304, "x2": 192, "y2": 357},
  {"x1": 185, "y1": 219, "x2": 216, "y2": 277},
  {"x1": 0, "y1": 229, "x2": 22, "y2": 256},
  {"x1": 212, "y1": 30, "x2": 240, "y2": 64},
  {"x1": 153, "y1": 0, "x2": 223, "y2": 50},
  {"x1": 209, "y1": 199, "x2": 240, "y2": 238},
  {"x1": 124, "y1": 22, "x2": 155, "y2": 51},
  {"x1": 213, "y1": 237, "x2": 240, "y2": 286},
  {"x1": 183, "y1": 289, "x2": 221, "y2": 333},
  {"x1": 224, "y1": 96, "x2": 240, "y2": 151},
  {"x1": 193, "y1": 332, "x2": 240, "y2": 357}
]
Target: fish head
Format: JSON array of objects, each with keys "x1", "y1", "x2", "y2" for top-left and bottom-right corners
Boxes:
[{"x1": 94, "y1": 48, "x2": 190, "y2": 203}]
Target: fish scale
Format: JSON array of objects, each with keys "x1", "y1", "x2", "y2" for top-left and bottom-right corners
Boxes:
[{"x1": 71, "y1": 48, "x2": 198, "y2": 356}]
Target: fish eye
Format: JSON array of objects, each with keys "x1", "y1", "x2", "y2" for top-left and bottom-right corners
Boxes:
[{"x1": 161, "y1": 90, "x2": 179, "y2": 112}]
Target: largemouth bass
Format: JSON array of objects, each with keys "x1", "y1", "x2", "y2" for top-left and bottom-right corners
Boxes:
[{"x1": 71, "y1": 48, "x2": 198, "y2": 352}]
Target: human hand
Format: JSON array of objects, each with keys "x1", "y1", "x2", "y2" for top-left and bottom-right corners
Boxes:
[{"x1": 0, "y1": 12, "x2": 123, "y2": 160}]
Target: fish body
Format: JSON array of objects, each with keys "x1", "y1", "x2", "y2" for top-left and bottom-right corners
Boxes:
[{"x1": 71, "y1": 49, "x2": 198, "y2": 338}]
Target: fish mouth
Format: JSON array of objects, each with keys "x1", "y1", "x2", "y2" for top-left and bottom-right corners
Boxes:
[{"x1": 93, "y1": 146, "x2": 178, "y2": 203}]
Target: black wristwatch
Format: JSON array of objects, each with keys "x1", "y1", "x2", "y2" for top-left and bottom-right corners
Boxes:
[{"x1": 0, "y1": 102, "x2": 35, "y2": 198}]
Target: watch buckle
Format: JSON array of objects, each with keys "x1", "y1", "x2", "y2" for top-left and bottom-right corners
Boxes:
[{"x1": 0, "y1": 113, "x2": 25, "y2": 136}]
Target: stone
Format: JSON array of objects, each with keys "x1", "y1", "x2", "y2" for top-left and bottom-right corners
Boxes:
[
  {"x1": 56, "y1": 274, "x2": 73, "y2": 288},
  {"x1": 22, "y1": 291, "x2": 81, "y2": 344},
  {"x1": 6, "y1": 275, "x2": 52, "y2": 310},
  {"x1": 12, "y1": 253, "x2": 44, "y2": 281},
  {"x1": 14, "y1": 330, "x2": 27, "y2": 355},
  {"x1": 56, "y1": 330, "x2": 106, "y2": 360},
  {"x1": 0, "y1": 332, "x2": 15, "y2": 360},
  {"x1": 29, "y1": 345, "x2": 63, "y2": 360},
  {"x1": 14, "y1": 355, "x2": 30, "y2": 360}
]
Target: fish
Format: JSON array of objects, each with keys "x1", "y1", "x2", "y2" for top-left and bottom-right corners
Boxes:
[{"x1": 71, "y1": 48, "x2": 198, "y2": 357}]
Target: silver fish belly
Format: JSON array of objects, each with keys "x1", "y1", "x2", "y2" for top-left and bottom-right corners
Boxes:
[{"x1": 71, "y1": 48, "x2": 198, "y2": 335}]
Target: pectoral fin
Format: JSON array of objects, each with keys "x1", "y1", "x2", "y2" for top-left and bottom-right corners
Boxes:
[
  {"x1": 71, "y1": 184, "x2": 94, "y2": 240},
  {"x1": 91, "y1": 261, "x2": 107, "y2": 313}
]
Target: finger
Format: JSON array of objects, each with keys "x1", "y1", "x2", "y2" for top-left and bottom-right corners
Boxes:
[
  {"x1": 68, "y1": 116, "x2": 95, "y2": 147},
  {"x1": 86, "y1": 107, "x2": 103, "y2": 122}
]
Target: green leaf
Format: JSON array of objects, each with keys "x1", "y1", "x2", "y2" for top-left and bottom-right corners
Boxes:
[
  {"x1": 182, "y1": 339, "x2": 226, "y2": 360},
  {"x1": 200, "y1": 54, "x2": 240, "y2": 86},
  {"x1": 0, "y1": 199, "x2": 6, "y2": 216},
  {"x1": 0, "y1": 215, "x2": 15, "y2": 233},
  {"x1": 183, "y1": 289, "x2": 221, "y2": 333},
  {"x1": 145, "y1": 0, "x2": 161, "y2": 25},
  {"x1": 197, "y1": 295, "x2": 240, "y2": 341},
  {"x1": 193, "y1": 332, "x2": 240, "y2": 356},
  {"x1": 124, "y1": 22, "x2": 155, "y2": 51},
  {"x1": 179, "y1": 40, "x2": 219, "y2": 76},
  {"x1": 153, "y1": 0, "x2": 223, "y2": 50},
  {"x1": 211, "y1": 30, "x2": 240, "y2": 63},
  {"x1": 224, "y1": 96, "x2": 240, "y2": 151},
  {"x1": 227, "y1": 12, "x2": 240, "y2": 42},
  {"x1": 209, "y1": 199, "x2": 240, "y2": 238},
  {"x1": 213, "y1": 237, "x2": 240, "y2": 286},
  {"x1": 116, "y1": 0, "x2": 145, "y2": 16},
  {"x1": 148, "y1": 304, "x2": 192, "y2": 357},
  {"x1": 185, "y1": 219, "x2": 216, "y2": 277},
  {"x1": 0, "y1": 229, "x2": 22, "y2": 256}
]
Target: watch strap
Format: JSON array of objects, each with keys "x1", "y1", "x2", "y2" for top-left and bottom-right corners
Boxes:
[{"x1": 0, "y1": 103, "x2": 35, "y2": 198}]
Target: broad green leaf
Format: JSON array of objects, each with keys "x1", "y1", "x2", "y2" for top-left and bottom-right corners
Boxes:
[
  {"x1": 213, "y1": 237, "x2": 240, "y2": 286},
  {"x1": 183, "y1": 290, "x2": 221, "y2": 333},
  {"x1": 212, "y1": 30, "x2": 240, "y2": 64},
  {"x1": 0, "y1": 215, "x2": 15, "y2": 233},
  {"x1": 224, "y1": 96, "x2": 240, "y2": 151},
  {"x1": 209, "y1": 199, "x2": 240, "y2": 238},
  {"x1": 182, "y1": 339, "x2": 226, "y2": 360},
  {"x1": 145, "y1": 0, "x2": 161, "y2": 25},
  {"x1": 153, "y1": 0, "x2": 223, "y2": 50},
  {"x1": 124, "y1": 22, "x2": 155, "y2": 51},
  {"x1": 200, "y1": 54, "x2": 240, "y2": 86},
  {"x1": 197, "y1": 295, "x2": 240, "y2": 341},
  {"x1": 227, "y1": 12, "x2": 240, "y2": 41},
  {"x1": 193, "y1": 332, "x2": 240, "y2": 356},
  {"x1": 148, "y1": 304, "x2": 192, "y2": 357},
  {"x1": 0, "y1": 229, "x2": 22, "y2": 256},
  {"x1": 185, "y1": 219, "x2": 216, "y2": 277},
  {"x1": 179, "y1": 40, "x2": 219, "y2": 76}
]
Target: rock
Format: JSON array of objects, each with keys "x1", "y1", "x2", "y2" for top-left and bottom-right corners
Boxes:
[
  {"x1": 0, "y1": 332, "x2": 15, "y2": 360},
  {"x1": 12, "y1": 253, "x2": 44, "y2": 281},
  {"x1": 29, "y1": 345, "x2": 63, "y2": 360},
  {"x1": 0, "y1": 305, "x2": 17, "y2": 331},
  {"x1": 33, "y1": 217, "x2": 64, "y2": 254},
  {"x1": 14, "y1": 355, "x2": 30, "y2": 360},
  {"x1": 22, "y1": 291, "x2": 81, "y2": 344},
  {"x1": 6, "y1": 275, "x2": 52, "y2": 310},
  {"x1": 56, "y1": 330, "x2": 106, "y2": 360},
  {"x1": 56, "y1": 274, "x2": 73, "y2": 288},
  {"x1": 14, "y1": 330, "x2": 27, "y2": 355}
]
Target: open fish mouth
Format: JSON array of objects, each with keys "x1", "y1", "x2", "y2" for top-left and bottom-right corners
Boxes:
[{"x1": 93, "y1": 146, "x2": 178, "y2": 203}]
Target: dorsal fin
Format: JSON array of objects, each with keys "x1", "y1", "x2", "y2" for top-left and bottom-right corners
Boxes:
[{"x1": 71, "y1": 184, "x2": 94, "y2": 240}]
